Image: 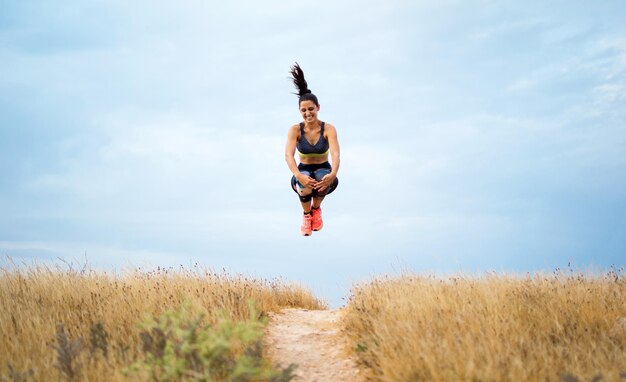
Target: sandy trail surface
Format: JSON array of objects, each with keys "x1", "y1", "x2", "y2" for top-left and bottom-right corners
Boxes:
[{"x1": 264, "y1": 308, "x2": 363, "y2": 382}]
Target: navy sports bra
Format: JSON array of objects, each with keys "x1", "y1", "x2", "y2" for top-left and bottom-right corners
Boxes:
[{"x1": 296, "y1": 122, "x2": 329, "y2": 157}]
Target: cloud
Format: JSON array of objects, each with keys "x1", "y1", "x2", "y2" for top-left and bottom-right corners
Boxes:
[
  {"x1": 0, "y1": 240, "x2": 181, "y2": 269},
  {"x1": 26, "y1": 109, "x2": 287, "y2": 208},
  {"x1": 593, "y1": 82, "x2": 626, "y2": 103},
  {"x1": 1, "y1": 0, "x2": 625, "y2": 307},
  {"x1": 469, "y1": 17, "x2": 547, "y2": 42}
]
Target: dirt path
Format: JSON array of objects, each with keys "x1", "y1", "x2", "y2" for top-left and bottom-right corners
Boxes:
[{"x1": 264, "y1": 308, "x2": 363, "y2": 382}]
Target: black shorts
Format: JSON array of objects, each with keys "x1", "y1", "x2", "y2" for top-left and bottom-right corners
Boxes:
[{"x1": 290, "y1": 162, "x2": 339, "y2": 202}]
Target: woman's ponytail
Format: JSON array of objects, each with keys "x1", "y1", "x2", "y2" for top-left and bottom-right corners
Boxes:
[{"x1": 290, "y1": 62, "x2": 319, "y2": 106}]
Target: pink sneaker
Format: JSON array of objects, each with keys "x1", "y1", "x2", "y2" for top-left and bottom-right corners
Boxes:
[
  {"x1": 300, "y1": 213, "x2": 312, "y2": 236},
  {"x1": 311, "y1": 207, "x2": 323, "y2": 231}
]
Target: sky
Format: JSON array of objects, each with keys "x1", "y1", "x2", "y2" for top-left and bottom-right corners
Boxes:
[{"x1": 1, "y1": 0, "x2": 625, "y2": 307}]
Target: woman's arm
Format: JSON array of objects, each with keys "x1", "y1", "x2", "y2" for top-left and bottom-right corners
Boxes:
[
  {"x1": 285, "y1": 125, "x2": 316, "y2": 188},
  {"x1": 326, "y1": 124, "x2": 340, "y2": 176},
  {"x1": 316, "y1": 124, "x2": 340, "y2": 192}
]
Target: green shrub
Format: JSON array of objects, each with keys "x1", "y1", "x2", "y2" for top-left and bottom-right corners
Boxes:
[{"x1": 126, "y1": 301, "x2": 295, "y2": 381}]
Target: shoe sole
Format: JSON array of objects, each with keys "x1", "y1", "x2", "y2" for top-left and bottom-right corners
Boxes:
[{"x1": 312, "y1": 223, "x2": 323, "y2": 231}]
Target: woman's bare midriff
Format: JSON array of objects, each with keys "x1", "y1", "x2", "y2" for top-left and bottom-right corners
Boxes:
[{"x1": 299, "y1": 154, "x2": 329, "y2": 165}]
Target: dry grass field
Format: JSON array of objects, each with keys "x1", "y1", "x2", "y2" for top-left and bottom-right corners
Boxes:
[
  {"x1": 0, "y1": 260, "x2": 325, "y2": 381},
  {"x1": 342, "y1": 269, "x2": 626, "y2": 382}
]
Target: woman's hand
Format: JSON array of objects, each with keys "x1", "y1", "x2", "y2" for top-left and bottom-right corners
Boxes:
[
  {"x1": 297, "y1": 174, "x2": 318, "y2": 189},
  {"x1": 315, "y1": 173, "x2": 336, "y2": 192}
]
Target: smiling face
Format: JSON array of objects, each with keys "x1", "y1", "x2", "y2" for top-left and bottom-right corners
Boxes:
[{"x1": 299, "y1": 100, "x2": 320, "y2": 124}]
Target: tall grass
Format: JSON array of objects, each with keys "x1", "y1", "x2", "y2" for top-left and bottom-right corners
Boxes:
[
  {"x1": 342, "y1": 268, "x2": 626, "y2": 382},
  {"x1": 0, "y1": 259, "x2": 325, "y2": 381}
]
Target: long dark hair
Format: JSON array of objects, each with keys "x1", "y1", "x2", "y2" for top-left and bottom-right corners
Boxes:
[{"x1": 290, "y1": 63, "x2": 319, "y2": 106}]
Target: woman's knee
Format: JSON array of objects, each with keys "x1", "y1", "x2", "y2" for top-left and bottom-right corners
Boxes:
[
  {"x1": 314, "y1": 170, "x2": 338, "y2": 197},
  {"x1": 313, "y1": 168, "x2": 331, "y2": 181},
  {"x1": 297, "y1": 186, "x2": 313, "y2": 197},
  {"x1": 291, "y1": 171, "x2": 313, "y2": 198},
  {"x1": 319, "y1": 177, "x2": 339, "y2": 196}
]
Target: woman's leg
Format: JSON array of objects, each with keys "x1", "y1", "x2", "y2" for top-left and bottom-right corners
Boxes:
[
  {"x1": 292, "y1": 171, "x2": 314, "y2": 235},
  {"x1": 310, "y1": 167, "x2": 335, "y2": 231},
  {"x1": 312, "y1": 196, "x2": 324, "y2": 208},
  {"x1": 312, "y1": 168, "x2": 338, "y2": 200},
  {"x1": 301, "y1": 200, "x2": 312, "y2": 212},
  {"x1": 291, "y1": 170, "x2": 314, "y2": 209},
  {"x1": 291, "y1": 164, "x2": 338, "y2": 235}
]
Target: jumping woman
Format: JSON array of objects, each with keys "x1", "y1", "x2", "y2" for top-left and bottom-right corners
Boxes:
[{"x1": 285, "y1": 63, "x2": 340, "y2": 236}]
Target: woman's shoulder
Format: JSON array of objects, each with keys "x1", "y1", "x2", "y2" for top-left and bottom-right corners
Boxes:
[
  {"x1": 323, "y1": 122, "x2": 337, "y2": 134},
  {"x1": 287, "y1": 123, "x2": 301, "y2": 137}
]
